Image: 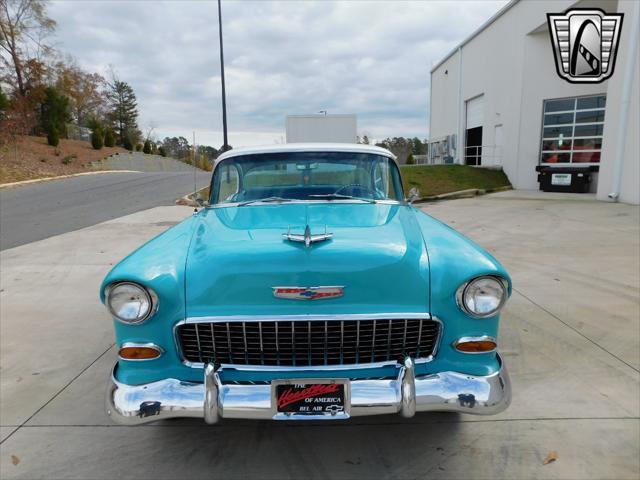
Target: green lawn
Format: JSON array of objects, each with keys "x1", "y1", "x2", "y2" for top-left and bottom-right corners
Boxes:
[
  {"x1": 190, "y1": 164, "x2": 511, "y2": 204},
  {"x1": 400, "y1": 164, "x2": 511, "y2": 197}
]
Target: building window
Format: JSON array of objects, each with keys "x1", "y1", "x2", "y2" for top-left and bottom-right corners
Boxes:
[{"x1": 540, "y1": 94, "x2": 606, "y2": 165}]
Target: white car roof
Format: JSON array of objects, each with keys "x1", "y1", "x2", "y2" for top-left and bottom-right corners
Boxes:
[{"x1": 215, "y1": 143, "x2": 396, "y2": 165}]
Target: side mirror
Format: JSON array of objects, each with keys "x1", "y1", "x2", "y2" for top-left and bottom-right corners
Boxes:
[
  {"x1": 195, "y1": 197, "x2": 209, "y2": 207},
  {"x1": 407, "y1": 187, "x2": 420, "y2": 204}
]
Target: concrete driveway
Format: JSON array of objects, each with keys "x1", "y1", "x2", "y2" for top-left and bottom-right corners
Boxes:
[{"x1": 0, "y1": 192, "x2": 638, "y2": 479}]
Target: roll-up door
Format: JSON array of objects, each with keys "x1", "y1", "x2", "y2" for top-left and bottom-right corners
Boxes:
[{"x1": 466, "y1": 95, "x2": 484, "y2": 129}]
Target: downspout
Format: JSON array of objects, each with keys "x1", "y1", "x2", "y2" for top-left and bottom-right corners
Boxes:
[
  {"x1": 608, "y1": 0, "x2": 639, "y2": 201},
  {"x1": 456, "y1": 46, "x2": 464, "y2": 164}
]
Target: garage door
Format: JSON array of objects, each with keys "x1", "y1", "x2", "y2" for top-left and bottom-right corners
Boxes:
[{"x1": 466, "y1": 95, "x2": 484, "y2": 129}]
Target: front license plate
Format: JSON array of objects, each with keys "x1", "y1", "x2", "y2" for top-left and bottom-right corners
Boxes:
[{"x1": 274, "y1": 379, "x2": 348, "y2": 418}]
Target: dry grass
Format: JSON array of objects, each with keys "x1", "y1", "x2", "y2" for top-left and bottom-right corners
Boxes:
[{"x1": 0, "y1": 136, "x2": 127, "y2": 184}]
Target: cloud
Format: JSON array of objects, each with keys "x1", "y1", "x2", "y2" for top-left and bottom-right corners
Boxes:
[{"x1": 48, "y1": 0, "x2": 507, "y2": 147}]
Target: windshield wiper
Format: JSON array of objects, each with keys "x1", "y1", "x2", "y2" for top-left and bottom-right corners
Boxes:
[
  {"x1": 308, "y1": 194, "x2": 376, "y2": 204},
  {"x1": 237, "y1": 197, "x2": 292, "y2": 206}
]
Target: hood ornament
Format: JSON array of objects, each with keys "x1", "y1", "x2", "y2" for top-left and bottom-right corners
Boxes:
[{"x1": 283, "y1": 225, "x2": 332, "y2": 248}]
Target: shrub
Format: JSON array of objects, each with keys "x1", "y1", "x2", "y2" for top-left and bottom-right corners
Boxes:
[
  {"x1": 47, "y1": 127, "x2": 60, "y2": 147},
  {"x1": 123, "y1": 135, "x2": 134, "y2": 151},
  {"x1": 143, "y1": 140, "x2": 151, "y2": 154},
  {"x1": 135, "y1": 143, "x2": 143, "y2": 152},
  {"x1": 104, "y1": 128, "x2": 116, "y2": 147},
  {"x1": 158, "y1": 146, "x2": 167, "y2": 157},
  {"x1": 41, "y1": 87, "x2": 71, "y2": 139},
  {"x1": 91, "y1": 128, "x2": 104, "y2": 150},
  {"x1": 61, "y1": 155, "x2": 76, "y2": 165},
  {"x1": 406, "y1": 153, "x2": 415, "y2": 165}
]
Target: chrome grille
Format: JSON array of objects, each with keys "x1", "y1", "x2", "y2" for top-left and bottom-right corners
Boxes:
[{"x1": 177, "y1": 318, "x2": 440, "y2": 366}]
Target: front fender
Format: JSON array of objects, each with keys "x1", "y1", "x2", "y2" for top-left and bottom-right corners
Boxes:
[
  {"x1": 413, "y1": 208, "x2": 511, "y2": 376},
  {"x1": 100, "y1": 215, "x2": 199, "y2": 383}
]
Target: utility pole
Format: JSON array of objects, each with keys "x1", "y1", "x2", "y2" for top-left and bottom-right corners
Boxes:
[{"x1": 217, "y1": 0, "x2": 229, "y2": 151}]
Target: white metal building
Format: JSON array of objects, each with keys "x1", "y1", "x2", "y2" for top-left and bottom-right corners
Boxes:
[
  {"x1": 286, "y1": 114, "x2": 357, "y2": 144},
  {"x1": 428, "y1": 0, "x2": 639, "y2": 204}
]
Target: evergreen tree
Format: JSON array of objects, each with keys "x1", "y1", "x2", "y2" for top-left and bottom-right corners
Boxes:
[
  {"x1": 106, "y1": 79, "x2": 139, "y2": 145},
  {"x1": 47, "y1": 126, "x2": 59, "y2": 146},
  {"x1": 143, "y1": 139, "x2": 151, "y2": 154},
  {"x1": 123, "y1": 134, "x2": 134, "y2": 151},
  {"x1": 91, "y1": 127, "x2": 104, "y2": 150},
  {"x1": 41, "y1": 87, "x2": 71, "y2": 138},
  {"x1": 104, "y1": 128, "x2": 116, "y2": 147}
]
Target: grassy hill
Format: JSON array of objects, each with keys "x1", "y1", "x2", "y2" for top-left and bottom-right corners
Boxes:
[
  {"x1": 401, "y1": 164, "x2": 511, "y2": 197},
  {"x1": 0, "y1": 136, "x2": 127, "y2": 184}
]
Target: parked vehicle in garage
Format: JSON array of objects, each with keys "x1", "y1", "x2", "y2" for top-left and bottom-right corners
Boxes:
[{"x1": 102, "y1": 143, "x2": 511, "y2": 424}]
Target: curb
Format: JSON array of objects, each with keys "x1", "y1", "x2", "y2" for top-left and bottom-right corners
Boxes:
[
  {"x1": 0, "y1": 170, "x2": 143, "y2": 189},
  {"x1": 175, "y1": 191, "x2": 202, "y2": 207},
  {"x1": 414, "y1": 185, "x2": 512, "y2": 203},
  {"x1": 176, "y1": 186, "x2": 208, "y2": 206}
]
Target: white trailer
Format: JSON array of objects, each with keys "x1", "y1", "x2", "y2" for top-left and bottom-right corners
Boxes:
[{"x1": 286, "y1": 114, "x2": 357, "y2": 143}]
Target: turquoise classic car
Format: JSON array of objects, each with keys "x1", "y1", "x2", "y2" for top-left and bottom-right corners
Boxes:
[{"x1": 102, "y1": 143, "x2": 511, "y2": 424}]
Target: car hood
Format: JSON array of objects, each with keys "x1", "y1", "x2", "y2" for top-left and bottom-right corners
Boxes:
[{"x1": 185, "y1": 203, "x2": 430, "y2": 317}]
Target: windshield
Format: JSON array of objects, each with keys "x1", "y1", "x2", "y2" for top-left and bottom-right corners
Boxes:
[{"x1": 210, "y1": 152, "x2": 404, "y2": 205}]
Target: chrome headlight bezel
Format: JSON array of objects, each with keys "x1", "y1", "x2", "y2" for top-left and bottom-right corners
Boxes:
[
  {"x1": 456, "y1": 275, "x2": 508, "y2": 319},
  {"x1": 105, "y1": 282, "x2": 158, "y2": 324}
]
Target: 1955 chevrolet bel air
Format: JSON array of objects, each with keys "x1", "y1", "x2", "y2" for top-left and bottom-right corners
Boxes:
[{"x1": 102, "y1": 143, "x2": 511, "y2": 424}]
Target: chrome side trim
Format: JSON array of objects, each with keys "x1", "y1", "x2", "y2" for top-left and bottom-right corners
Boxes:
[
  {"x1": 453, "y1": 335, "x2": 498, "y2": 354},
  {"x1": 173, "y1": 313, "x2": 443, "y2": 369},
  {"x1": 117, "y1": 342, "x2": 164, "y2": 362},
  {"x1": 105, "y1": 354, "x2": 511, "y2": 424}
]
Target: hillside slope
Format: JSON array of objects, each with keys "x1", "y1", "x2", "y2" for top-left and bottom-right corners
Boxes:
[{"x1": 0, "y1": 136, "x2": 127, "y2": 184}]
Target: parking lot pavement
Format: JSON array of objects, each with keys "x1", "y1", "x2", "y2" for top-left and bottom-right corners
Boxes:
[{"x1": 0, "y1": 193, "x2": 638, "y2": 479}]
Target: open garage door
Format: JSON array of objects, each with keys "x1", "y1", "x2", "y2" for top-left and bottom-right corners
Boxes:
[{"x1": 465, "y1": 95, "x2": 484, "y2": 165}]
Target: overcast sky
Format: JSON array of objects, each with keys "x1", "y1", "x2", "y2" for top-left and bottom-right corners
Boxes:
[{"x1": 49, "y1": 0, "x2": 508, "y2": 148}]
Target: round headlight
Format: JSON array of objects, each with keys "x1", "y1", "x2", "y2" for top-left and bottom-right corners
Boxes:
[
  {"x1": 106, "y1": 282, "x2": 154, "y2": 324},
  {"x1": 458, "y1": 276, "x2": 507, "y2": 318}
]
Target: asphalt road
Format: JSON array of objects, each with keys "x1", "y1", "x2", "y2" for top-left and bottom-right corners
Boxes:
[
  {"x1": 1, "y1": 192, "x2": 638, "y2": 479},
  {"x1": 0, "y1": 170, "x2": 210, "y2": 250}
]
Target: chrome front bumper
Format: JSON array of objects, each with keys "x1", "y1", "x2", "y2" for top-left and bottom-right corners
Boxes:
[{"x1": 106, "y1": 356, "x2": 511, "y2": 425}]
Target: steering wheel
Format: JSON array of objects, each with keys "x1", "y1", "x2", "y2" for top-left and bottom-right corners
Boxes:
[{"x1": 333, "y1": 184, "x2": 376, "y2": 197}]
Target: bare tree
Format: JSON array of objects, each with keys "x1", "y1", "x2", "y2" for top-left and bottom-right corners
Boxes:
[
  {"x1": 0, "y1": 0, "x2": 56, "y2": 97},
  {"x1": 144, "y1": 120, "x2": 157, "y2": 142},
  {"x1": 54, "y1": 59, "x2": 107, "y2": 126}
]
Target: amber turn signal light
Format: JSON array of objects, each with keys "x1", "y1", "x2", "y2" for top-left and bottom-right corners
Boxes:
[
  {"x1": 454, "y1": 338, "x2": 497, "y2": 354},
  {"x1": 118, "y1": 344, "x2": 162, "y2": 361}
]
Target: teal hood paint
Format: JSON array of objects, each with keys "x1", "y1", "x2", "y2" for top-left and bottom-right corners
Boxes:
[
  {"x1": 102, "y1": 203, "x2": 511, "y2": 385},
  {"x1": 185, "y1": 203, "x2": 430, "y2": 317}
]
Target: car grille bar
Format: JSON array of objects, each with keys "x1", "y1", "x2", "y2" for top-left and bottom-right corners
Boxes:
[{"x1": 177, "y1": 318, "x2": 440, "y2": 367}]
